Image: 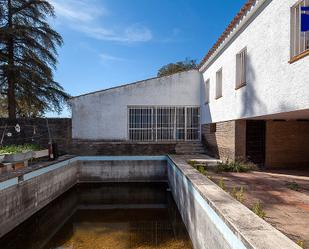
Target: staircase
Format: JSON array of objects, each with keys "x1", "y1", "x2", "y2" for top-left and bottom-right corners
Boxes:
[{"x1": 175, "y1": 141, "x2": 206, "y2": 155}]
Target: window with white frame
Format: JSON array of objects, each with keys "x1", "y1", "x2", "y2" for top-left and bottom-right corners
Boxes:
[
  {"x1": 215, "y1": 69, "x2": 222, "y2": 99},
  {"x1": 205, "y1": 79, "x2": 210, "y2": 104},
  {"x1": 128, "y1": 106, "x2": 200, "y2": 141},
  {"x1": 291, "y1": 0, "x2": 309, "y2": 59},
  {"x1": 236, "y1": 48, "x2": 247, "y2": 89}
]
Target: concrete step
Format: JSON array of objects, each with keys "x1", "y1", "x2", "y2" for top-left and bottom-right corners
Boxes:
[{"x1": 175, "y1": 141, "x2": 206, "y2": 155}]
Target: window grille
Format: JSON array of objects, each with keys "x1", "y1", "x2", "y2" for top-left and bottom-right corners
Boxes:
[
  {"x1": 128, "y1": 106, "x2": 200, "y2": 141},
  {"x1": 205, "y1": 79, "x2": 210, "y2": 104},
  {"x1": 236, "y1": 48, "x2": 247, "y2": 89},
  {"x1": 216, "y1": 69, "x2": 223, "y2": 99},
  {"x1": 291, "y1": 0, "x2": 309, "y2": 58}
]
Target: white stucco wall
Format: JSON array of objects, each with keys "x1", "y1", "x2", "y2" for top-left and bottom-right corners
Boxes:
[
  {"x1": 71, "y1": 70, "x2": 202, "y2": 140},
  {"x1": 200, "y1": 0, "x2": 309, "y2": 124}
]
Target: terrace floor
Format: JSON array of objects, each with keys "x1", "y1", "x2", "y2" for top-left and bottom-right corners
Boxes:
[{"x1": 206, "y1": 168, "x2": 309, "y2": 247}]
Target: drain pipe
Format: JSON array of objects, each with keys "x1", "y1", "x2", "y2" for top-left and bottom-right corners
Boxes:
[
  {"x1": 46, "y1": 119, "x2": 55, "y2": 160},
  {"x1": 0, "y1": 124, "x2": 7, "y2": 145}
]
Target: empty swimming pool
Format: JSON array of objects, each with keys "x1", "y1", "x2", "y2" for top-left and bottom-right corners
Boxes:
[{"x1": 0, "y1": 183, "x2": 193, "y2": 249}]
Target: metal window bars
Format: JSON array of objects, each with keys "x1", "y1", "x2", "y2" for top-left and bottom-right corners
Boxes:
[{"x1": 128, "y1": 106, "x2": 200, "y2": 141}]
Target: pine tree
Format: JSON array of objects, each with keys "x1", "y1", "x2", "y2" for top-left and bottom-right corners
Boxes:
[{"x1": 0, "y1": 0, "x2": 69, "y2": 118}]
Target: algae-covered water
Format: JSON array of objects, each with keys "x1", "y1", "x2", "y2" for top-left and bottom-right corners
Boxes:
[{"x1": 0, "y1": 183, "x2": 193, "y2": 249}]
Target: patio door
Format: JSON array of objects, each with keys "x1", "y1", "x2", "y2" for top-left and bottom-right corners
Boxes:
[{"x1": 246, "y1": 120, "x2": 266, "y2": 166}]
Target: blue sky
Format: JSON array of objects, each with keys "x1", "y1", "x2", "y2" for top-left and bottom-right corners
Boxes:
[{"x1": 48, "y1": 0, "x2": 247, "y2": 117}]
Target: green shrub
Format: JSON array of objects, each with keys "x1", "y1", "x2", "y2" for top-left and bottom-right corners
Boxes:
[
  {"x1": 286, "y1": 182, "x2": 301, "y2": 191},
  {"x1": 218, "y1": 178, "x2": 227, "y2": 191},
  {"x1": 251, "y1": 200, "x2": 266, "y2": 219},
  {"x1": 231, "y1": 186, "x2": 245, "y2": 203},
  {"x1": 187, "y1": 160, "x2": 196, "y2": 167},
  {"x1": 207, "y1": 175, "x2": 214, "y2": 181},
  {"x1": 296, "y1": 240, "x2": 305, "y2": 248},
  {"x1": 197, "y1": 165, "x2": 207, "y2": 175},
  {"x1": 216, "y1": 160, "x2": 256, "y2": 173},
  {"x1": 0, "y1": 144, "x2": 41, "y2": 155}
]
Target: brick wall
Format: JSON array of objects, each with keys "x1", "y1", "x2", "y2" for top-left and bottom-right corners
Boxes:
[
  {"x1": 0, "y1": 118, "x2": 72, "y2": 154},
  {"x1": 202, "y1": 121, "x2": 235, "y2": 160},
  {"x1": 265, "y1": 120, "x2": 309, "y2": 169},
  {"x1": 201, "y1": 120, "x2": 246, "y2": 161}
]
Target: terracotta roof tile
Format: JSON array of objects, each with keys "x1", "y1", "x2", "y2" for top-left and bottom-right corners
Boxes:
[{"x1": 198, "y1": 0, "x2": 257, "y2": 70}]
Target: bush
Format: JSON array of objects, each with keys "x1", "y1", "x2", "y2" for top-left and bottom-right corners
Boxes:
[
  {"x1": 251, "y1": 200, "x2": 266, "y2": 219},
  {"x1": 197, "y1": 165, "x2": 207, "y2": 175},
  {"x1": 231, "y1": 186, "x2": 246, "y2": 203},
  {"x1": 286, "y1": 182, "x2": 301, "y2": 191},
  {"x1": 218, "y1": 178, "x2": 227, "y2": 191},
  {"x1": 188, "y1": 160, "x2": 208, "y2": 175},
  {"x1": 296, "y1": 240, "x2": 305, "y2": 248},
  {"x1": 0, "y1": 144, "x2": 41, "y2": 155},
  {"x1": 216, "y1": 160, "x2": 256, "y2": 173}
]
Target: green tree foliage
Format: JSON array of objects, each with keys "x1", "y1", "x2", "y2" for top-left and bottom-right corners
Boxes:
[
  {"x1": 0, "y1": 94, "x2": 44, "y2": 117},
  {"x1": 0, "y1": 0, "x2": 69, "y2": 118},
  {"x1": 157, "y1": 58, "x2": 197, "y2": 77}
]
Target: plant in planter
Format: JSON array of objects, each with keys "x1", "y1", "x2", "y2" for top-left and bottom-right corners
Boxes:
[{"x1": 0, "y1": 144, "x2": 41, "y2": 163}]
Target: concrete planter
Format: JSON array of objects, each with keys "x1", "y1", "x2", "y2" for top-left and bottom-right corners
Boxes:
[
  {"x1": 33, "y1": 149, "x2": 49, "y2": 159},
  {"x1": 3, "y1": 151, "x2": 33, "y2": 163},
  {"x1": 0, "y1": 155, "x2": 4, "y2": 163}
]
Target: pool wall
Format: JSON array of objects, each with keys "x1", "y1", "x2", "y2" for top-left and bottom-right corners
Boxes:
[
  {"x1": 0, "y1": 156, "x2": 166, "y2": 238},
  {"x1": 78, "y1": 158, "x2": 167, "y2": 182},
  {"x1": 0, "y1": 159, "x2": 78, "y2": 238}
]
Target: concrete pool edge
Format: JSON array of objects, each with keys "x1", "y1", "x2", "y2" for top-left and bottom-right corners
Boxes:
[
  {"x1": 0, "y1": 155, "x2": 301, "y2": 249},
  {"x1": 167, "y1": 155, "x2": 300, "y2": 249}
]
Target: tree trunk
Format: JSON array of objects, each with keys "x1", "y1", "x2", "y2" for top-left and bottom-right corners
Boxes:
[{"x1": 7, "y1": 0, "x2": 16, "y2": 119}]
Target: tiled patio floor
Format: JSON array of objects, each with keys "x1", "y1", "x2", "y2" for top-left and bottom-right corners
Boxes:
[{"x1": 207, "y1": 169, "x2": 309, "y2": 247}]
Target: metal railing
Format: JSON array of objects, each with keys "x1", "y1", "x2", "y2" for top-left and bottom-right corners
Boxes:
[{"x1": 128, "y1": 106, "x2": 200, "y2": 141}]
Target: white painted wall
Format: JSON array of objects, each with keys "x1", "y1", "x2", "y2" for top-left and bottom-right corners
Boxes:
[
  {"x1": 71, "y1": 70, "x2": 202, "y2": 140},
  {"x1": 200, "y1": 0, "x2": 309, "y2": 124}
]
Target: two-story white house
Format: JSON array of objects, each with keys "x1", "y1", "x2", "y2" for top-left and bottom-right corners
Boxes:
[
  {"x1": 71, "y1": 0, "x2": 309, "y2": 168},
  {"x1": 199, "y1": 0, "x2": 309, "y2": 168}
]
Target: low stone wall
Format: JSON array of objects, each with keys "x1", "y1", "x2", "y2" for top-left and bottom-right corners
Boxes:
[
  {"x1": 167, "y1": 155, "x2": 299, "y2": 249},
  {"x1": 0, "y1": 118, "x2": 72, "y2": 154},
  {"x1": 70, "y1": 140, "x2": 176, "y2": 155}
]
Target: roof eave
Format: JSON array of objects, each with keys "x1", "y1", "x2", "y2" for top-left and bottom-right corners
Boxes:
[{"x1": 199, "y1": 0, "x2": 267, "y2": 72}]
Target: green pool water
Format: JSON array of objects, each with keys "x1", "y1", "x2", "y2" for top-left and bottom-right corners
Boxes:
[{"x1": 0, "y1": 183, "x2": 193, "y2": 249}]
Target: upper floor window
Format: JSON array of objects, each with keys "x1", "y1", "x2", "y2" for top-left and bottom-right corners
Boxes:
[
  {"x1": 205, "y1": 79, "x2": 210, "y2": 104},
  {"x1": 215, "y1": 68, "x2": 223, "y2": 99},
  {"x1": 290, "y1": 0, "x2": 309, "y2": 61},
  {"x1": 236, "y1": 48, "x2": 247, "y2": 89}
]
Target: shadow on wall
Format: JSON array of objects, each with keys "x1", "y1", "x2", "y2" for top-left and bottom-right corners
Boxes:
[
  {"x1": 240, "y1": 55, "x2": 266, "y2": 118},
  {"x1": 200, "y1": 81, "x2": 220, "y2": 158}
]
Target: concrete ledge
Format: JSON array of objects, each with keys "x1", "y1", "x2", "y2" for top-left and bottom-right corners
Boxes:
[{"x1": 167, "y1": 155, "x2": 300, "y2": 249}]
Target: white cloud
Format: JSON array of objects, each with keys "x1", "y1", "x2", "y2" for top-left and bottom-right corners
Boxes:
[
  {"x1": 99, "y1": 53, "x2": 127, "y2": 62},
  {"x1": 79, "y1": 24, "x2": 152, "y2": 42},
  {"x1": 50, "y1": 0, "x2": 152, "y2": 43},
  {"x1": 50, "y1": 0, "x2": 105, "y2": 22}
]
